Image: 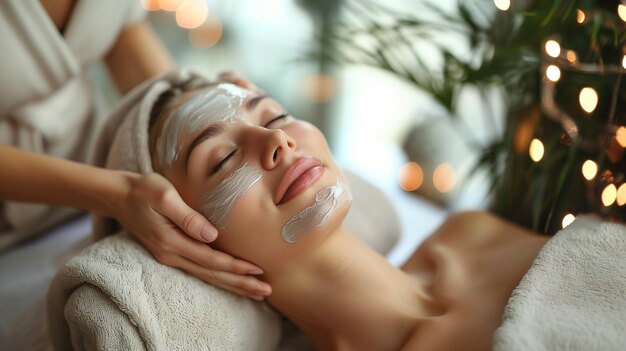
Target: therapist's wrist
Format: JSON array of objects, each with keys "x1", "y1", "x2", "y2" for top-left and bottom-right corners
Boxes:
[{"x1": 92, "y1": 169, "x2": 140, "y2": 219}]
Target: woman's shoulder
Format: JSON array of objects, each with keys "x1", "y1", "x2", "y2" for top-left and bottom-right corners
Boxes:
[
  {"x1": 429, "y1": 210, "x2": 536, "y2": 244},
  {"x1": 400, "y1": 210, "x2": 541, "y2": 274},
  {"x1": 400, "y1": 212, "x2": 548, "y2": 350},
  {"x1": 436, "y1": 210, "x2": 503, "y2": 230}
]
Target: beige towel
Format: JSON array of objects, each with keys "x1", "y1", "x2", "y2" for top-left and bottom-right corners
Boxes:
[
  {"x1": 47, "y1": 232, "x2": 281, "y2": 351},
  {"x1": 494, "y1": 217, "x2": 626, "y2": 350},
  {"x1": 47, "y1": 69, "x2": 401, "y2": 350}
]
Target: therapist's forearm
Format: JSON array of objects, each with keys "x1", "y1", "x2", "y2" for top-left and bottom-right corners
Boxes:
[{"x1": 0, "y1": 143, "x2": 135, "y2": 217}]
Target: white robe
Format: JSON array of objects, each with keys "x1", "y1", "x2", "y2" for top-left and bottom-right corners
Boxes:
[{"x1": 0, "y1": 0, "x2": 146, "y2": 250}]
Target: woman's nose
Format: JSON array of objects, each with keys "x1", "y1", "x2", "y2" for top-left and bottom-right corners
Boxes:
[{"x1": 260, "y1": 129, "x2": 297, "y2": 170}]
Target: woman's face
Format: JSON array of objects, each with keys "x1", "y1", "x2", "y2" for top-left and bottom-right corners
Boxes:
[{"x1": 150, "y1": 83, "x2": 351, "y2": 271}]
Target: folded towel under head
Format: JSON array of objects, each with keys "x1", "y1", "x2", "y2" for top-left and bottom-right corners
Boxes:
[{"x1": 47, "y1": 232, "x2": 282, "y2": 351}]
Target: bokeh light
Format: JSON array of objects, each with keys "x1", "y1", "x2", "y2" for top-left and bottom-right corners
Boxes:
[
  {"x1": 618, "y1": 4, "x2": 626, "y2": 23},
  {"x1": 562, "y1": 213, "x2": 576, "y2": 228},
  {"x1": 176, "y1": 0, "x2": 208, "y2": 29},
  {"x1": 601, "y1": 184, "x2": 617, "y2": 206},
  {"x1": 546, "y1": 65, "x2": 561, "y2": 82},
  {"x1": 433, "y1": 163, "x2": 456, "y2": 193},
  {"x1": 140, "y1": 0, "x2": 160, "y2": 11},
  {"x1": 576, "y1": 9, "x2": 585, "y2": 23},
  {"x1": 189, "y1": 16, "x2": 223, "y2": 48},
  {"x1": 529, "y1": 138, "x2": 544, "y2": 162},
  {"x1": 493, "y1": 0, "x2": 510, "y2": 11},
  {"x1": 579, "y1": 87, "x2": 598, "y2": 113},
  {"x1": 616, "y1": 126, "x2": 626, "y2": 148},
  {"x1": 566, "y1": 50, "x2": 577, "y2": 63},
  {"x1": 545, "y1": 40, "x2": 561, "y2": 58},
  {"x1": 302, "y1": 74, "x2": 335, "y2": 103},
  {"x1": 581, "y1": 160, "x2": 598, "y2": 180},
  {"x1": 617, "y1": 184, "x2": 626, "y2": 206},
  {"x1": 622, "y1": 55, "x2": 626, "y2": 70},
  {"x1": 159, "y1": 0, "x2": 184, "y2": 11},
  {"x1": 398, "y1": 162, "x2": 424, "y2": 192}
]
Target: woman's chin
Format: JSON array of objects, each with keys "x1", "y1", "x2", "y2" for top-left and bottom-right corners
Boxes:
[{"x1": 283, "y1": 202, "x2": 351, "y2": 248}]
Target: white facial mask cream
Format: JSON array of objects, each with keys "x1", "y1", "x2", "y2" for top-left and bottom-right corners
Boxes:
[
  {"x1": 199, "y1": 163, "x2": 262, "y2": 229},
  {"x1": 156, "y1": 83, "x2": 250, "y2": 167},
  {"x1": 281, "y1": 180, "x2": 352, "y2": 244}
]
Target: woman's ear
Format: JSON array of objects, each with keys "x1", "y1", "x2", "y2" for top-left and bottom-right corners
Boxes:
[{"x1": 217, "y1": 71, "x2": 265, "y2": 95}]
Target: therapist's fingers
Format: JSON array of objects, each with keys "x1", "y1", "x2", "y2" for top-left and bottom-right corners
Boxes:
[
  {"x1": 163, "y1": 254, "x2": 272, "y2": 299},
  {"x1": 118, "y1": 172, "x2": 268, "y2": 295},
  {"x1": 140, "y1": 228, "x2": 270, "y2": 298},
  {"x1": 217, "y1": 71, "x2": 264, "y2": 94},
  {"x1": 171, "y1": 229, "x2": 264, "y2": 275},
  {"x1": 122, "y1": 172, "x2": 216, "y2": 244},
  {"x1": 149, "y1": 177, "x2": 218, "y2": 243},
  {"x1": 217, "y1": 71, "x2": 248, "y2": 87}
]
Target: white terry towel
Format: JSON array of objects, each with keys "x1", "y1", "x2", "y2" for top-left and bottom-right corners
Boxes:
[
  {"x1": 46, "y1": 69, "x2": 401, "y2": 350},
  {"x1": 493, "y1": 217, "x2": 626, "y2": 350},
  {"x1": 47, "y1": 232, "x2": 281, "y2": 351}
]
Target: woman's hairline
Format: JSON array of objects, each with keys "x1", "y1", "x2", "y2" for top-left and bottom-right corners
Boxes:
[{"x1": 147, "y1": 80, "x2": 223, "y2": 164}]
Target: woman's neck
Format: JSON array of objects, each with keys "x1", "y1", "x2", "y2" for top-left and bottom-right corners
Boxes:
[{"x1": 264, "y1": 227, "x2": 435, "y2": 351}]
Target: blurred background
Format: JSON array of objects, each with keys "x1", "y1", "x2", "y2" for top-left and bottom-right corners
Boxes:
[
  {"x1": 2, "y1": 0, "x2": 623, "y2": 343},
  {"x1": 95, "y1": 0, "x2": 625, "y2": 234}
]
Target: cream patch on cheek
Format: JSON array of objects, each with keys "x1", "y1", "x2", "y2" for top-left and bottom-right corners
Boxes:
[
  {"x1": 199, "y1": 163, "x2": 262, "y2": 229},
  {"x1": 281, "y1": 180, "x2": 352, "y2": 244},
  {"x1": 155, "y1": 84, "x2": 249, "y2": 167}
]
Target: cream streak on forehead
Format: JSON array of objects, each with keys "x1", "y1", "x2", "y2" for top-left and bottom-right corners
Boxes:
[
  {"x1": 156, "y1": 83, "x2": 250, "y2": 167},
  {"x1": 199, "y1": 163, "x2": 262, "y2": 229}
]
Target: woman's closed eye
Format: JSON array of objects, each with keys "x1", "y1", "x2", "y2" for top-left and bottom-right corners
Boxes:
[
  {"x1": 264, "y1": 113, "x2": 289, "y2": 128},
  {"x1": 212, "y1": 149, "x2": 237, "y2": 175}
]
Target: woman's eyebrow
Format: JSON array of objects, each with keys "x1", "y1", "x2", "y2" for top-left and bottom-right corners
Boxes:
[
  {"x1": 246, "y1": 95, "x2": 267, "y2": 111},
  {"x1": 185, "y1": 124, "x2": 226, "y2": 169}
]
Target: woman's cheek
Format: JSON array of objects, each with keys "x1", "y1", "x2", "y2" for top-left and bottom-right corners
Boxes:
[
  {"x1": 294, "y1": 122, "x2": 340, "y2": 166},
  {"x1": 287, "y1": 121, "x2": 330, "y2": 153},
  {"x1": 215, "y1": 186, "x2": 280, "y2": 259},
  {"x1": 293, "y1": 120, "x2": 326, "y2": 139}
]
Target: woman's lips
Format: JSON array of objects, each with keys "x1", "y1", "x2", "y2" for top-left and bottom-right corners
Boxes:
[
  {"x1": 280, "y1": 166, "x2": 324, "y2": 205},
  {"x1": 274, "y1": 156, "x2": 324, "y2": 205}
]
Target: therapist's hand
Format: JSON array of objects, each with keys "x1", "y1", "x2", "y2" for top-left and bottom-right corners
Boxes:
[
  {"x1": 217, "y1": 71, "x2": 264, "y2": 95},
  {"x1": 112, "y1": 172, "x2": 272, "y2": 300}
]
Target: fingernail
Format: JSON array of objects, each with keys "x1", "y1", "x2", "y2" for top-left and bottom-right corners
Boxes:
[
  {"x1": 257, "y1": 284, "x2": 271, "y2": 295},
  {"x1": 248, "y1": 267, "x2": 264, "y2": 275},
  {"x1": 250, "y1": 295, "x2": 264, "y2": 301},
  {"x1": 201, "y1": 227, "x2": 217, "y2": 242}
]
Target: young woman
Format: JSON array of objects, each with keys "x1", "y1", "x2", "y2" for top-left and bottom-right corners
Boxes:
[{"x1": 146, "y1": 77, "x2": 550, "y2": 350}]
